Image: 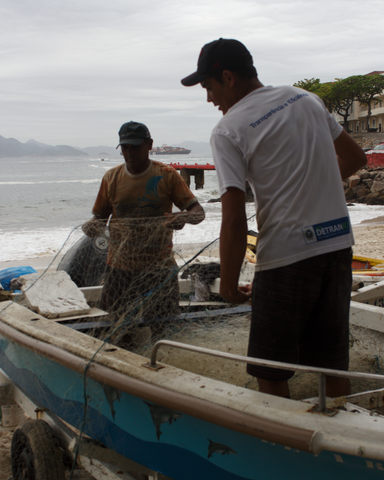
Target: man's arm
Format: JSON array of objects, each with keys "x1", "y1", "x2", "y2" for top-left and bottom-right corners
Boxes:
[
  {"x1": 164, "y1": 201, "x2": 205, "y2": 230},
  {"x1": 334, "y1": 130, "x2": 367, "y2": 180},
  {"x1": 82, "y1": 177, "x2": 112, "y2": 237},
  {"x1": 219, "y1": 187, "x2": 251, "y2": 303},
  {"x1": 186, "y1": 201, "x2": 205, "y2": 222}
]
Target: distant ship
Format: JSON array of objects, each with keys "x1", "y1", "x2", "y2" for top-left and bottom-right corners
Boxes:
[{"x1": 150, "y1": 144, "x2": 191, "y2": 155}]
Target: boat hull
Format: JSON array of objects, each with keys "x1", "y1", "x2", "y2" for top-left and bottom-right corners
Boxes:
[
  {"x1": 154, "y1": 151, "x2": 190, "y2": 155},
  {"x1": 2, "y1": 303, "x2": 384, "y2": 479},
  {"x1": 2, "y1": 333, "x2": 384, "y2": 479}
]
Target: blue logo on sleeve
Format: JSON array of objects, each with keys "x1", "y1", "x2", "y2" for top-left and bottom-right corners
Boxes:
[{"x1": 302, "y1": 217, "x2": 350, "y2": 245}]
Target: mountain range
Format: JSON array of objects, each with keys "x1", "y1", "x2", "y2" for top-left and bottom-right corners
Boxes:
[
  {"x1": 0, "y1": 135, "x2": 211, "y2": 157},
  {"x1": 0, "y1": 137, "x2": 89, "y2": 157}
]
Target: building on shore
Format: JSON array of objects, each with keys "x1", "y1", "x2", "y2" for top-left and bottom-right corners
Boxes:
[{"x1": 333, "y1": 71, "x2": 384, "y2": 133}]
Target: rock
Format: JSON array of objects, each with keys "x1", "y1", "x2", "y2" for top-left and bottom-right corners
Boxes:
[
  {"x1": 18, "y1": 271, "x2": 90, "y2": 319},
  {"x1": 345, "y1": 168, "x2": 384, "y2": 204},
  {"x1": 362, "y1": 178, "x2": 373, "y2": 188},
  {"x1": 355, "y1": 186, "x2": 370, "y2": 199},
  {"x1": 365, "y1": 192, "x2": 380, "y2": 205},
  {"x1": 371, "y1": 181, "x2": 384, "y2": 194},
  {"x1": 352, "y1": 185, "x2": 363, "y2": 194},
  {"x1": 345, "y1": 188, "x2": 356, "y2": 201},
  {"x1": 360, "y1": 172, "x2": 372, "y2": 180},
  {"x1": 349, "y1": 175, "x2": 361, "y2": 188}
]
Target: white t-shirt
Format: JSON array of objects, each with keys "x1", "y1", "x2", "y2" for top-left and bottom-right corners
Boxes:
[{"x1": 211, "y1": 85, "x2": 353, "y2": 271}]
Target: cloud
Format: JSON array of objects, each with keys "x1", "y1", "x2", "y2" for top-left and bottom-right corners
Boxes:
[{"x1": 1, "y1": 0, "x2": 383, "y2": 146}]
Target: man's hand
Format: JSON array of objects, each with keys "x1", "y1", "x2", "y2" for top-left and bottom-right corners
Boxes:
[
  {"x1": 164, "y1": 202, "x2": 205, "y2": 230},
  {"x1": 239, "y1": 283, "x2": 253, "y2": 297},
  {"x1": 221, "y1": 283, "x2": 252, "y2": 304},
  {"x1": 164, "y1": 211, "x2": 193, "y2": 230}
]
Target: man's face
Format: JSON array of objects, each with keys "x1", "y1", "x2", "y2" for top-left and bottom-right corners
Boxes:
[
  {"x1": 201, "y1": 76, "x2": 233, "y2": 115},
  {"x1": 121, "y1": 139, "x2": 153, "y2": 174}
]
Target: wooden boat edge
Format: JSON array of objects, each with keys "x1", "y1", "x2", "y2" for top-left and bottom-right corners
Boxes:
[
  {"x1": 3, "y1": 301, "x2": 384, "y2": 462},
  {"x1": 0, "y1": 301, "x2": 315, "y2": 453}
]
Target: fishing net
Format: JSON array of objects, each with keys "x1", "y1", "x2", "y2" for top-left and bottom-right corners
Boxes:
[
  {"x1": 2, "y1": 216, "x2": 384, "y2": 479},
  {"x1": 2, "y1": 216, "x2": 384, "y2": 392},
  {"x1": 52, "y1": 217, "x2": 241, "y2": 353},
  {"x1": 0, "y1": 216, "x2": 254, "y2": 479}
]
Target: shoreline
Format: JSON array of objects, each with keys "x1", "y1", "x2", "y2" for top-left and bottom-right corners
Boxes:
[
  {"x1": 0, "y1": 242, "x2": 220, "y2": 273},
  {"x1": 1, "y1": 218, "x2": 384, "y2": 273}
]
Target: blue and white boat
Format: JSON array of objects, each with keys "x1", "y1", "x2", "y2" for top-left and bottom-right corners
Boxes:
[{"x1": 1, "y1": 275, "x2": 384, "y2": 479}]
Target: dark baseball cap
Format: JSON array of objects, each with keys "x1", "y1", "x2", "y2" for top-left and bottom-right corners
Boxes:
[
  {"x1": 116, "y1": 121, "x2": 151, "y2": 148},
  {"x1": 181, "y1": 38, "x2": 254, "y2": 87}
]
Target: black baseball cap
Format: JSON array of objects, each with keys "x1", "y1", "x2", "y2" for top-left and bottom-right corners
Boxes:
[
  {"x1": 116, "y1": 121, "x2": 151, "y2": 148},
  {"x1": 181, "y1": 38, "x2": 254, "y2": 87}
]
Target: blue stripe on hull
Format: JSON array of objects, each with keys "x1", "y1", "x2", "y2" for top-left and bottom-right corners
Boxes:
[{"x1": 1, "y1": 335, "x2": 383, "y2": 479}]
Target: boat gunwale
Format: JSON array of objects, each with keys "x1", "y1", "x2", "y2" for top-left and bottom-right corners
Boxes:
[
  {"x1": 4, "y1": 301, "x2": 384, "y2": 461},
  {"x1": 0, "y1": 303, "x2": 316, "y2": 453}
]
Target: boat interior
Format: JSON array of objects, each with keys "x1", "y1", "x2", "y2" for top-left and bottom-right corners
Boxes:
[
  {"x1": 2, "y1": 220, "x2": 384, "y2": 416},
  {"x1": 2, "y1": 257, "x2": 384, "y2": 414}
]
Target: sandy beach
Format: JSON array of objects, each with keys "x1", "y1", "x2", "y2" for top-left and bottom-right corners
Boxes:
[{"x1": 351, "y1": 223, "x2": 384, "y2": 258}]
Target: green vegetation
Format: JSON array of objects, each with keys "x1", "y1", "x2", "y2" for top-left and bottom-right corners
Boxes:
[{"x1": 293, "y1": 75, "x2": 384, "y2": 130}]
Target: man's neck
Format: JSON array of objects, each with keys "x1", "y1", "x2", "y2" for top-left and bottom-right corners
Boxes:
[
  {"x1": 125, "y1": 158, "x2": 151, "y2": 175},
  {"x1": 236, "y1": 77, "x2": 264, "y2": 103}
]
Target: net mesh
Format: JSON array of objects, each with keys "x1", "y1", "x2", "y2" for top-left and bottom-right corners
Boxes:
[
  {"x1": 2, "y1": 218, "x2": 384, "y2": 395},
  {"x1": 2, "y1": 218, "x2": 384, "y2": 479},
  {"x1": 50, "y1": 218, "x2": 231, "y2": 353}
]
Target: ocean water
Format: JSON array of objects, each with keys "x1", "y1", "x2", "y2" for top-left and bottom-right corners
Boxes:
[{"x1": 1, "y1": 155, "x2": 384, "y2": 262}]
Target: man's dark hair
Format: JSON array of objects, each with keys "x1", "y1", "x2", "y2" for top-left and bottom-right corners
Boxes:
[{"x1": 210, "y1": 65, "x2": 258, "y2": 83}]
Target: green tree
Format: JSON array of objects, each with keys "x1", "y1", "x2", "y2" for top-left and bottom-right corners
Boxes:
[
  {"x1": 293, "y1": 78, "x2": 336, "y2": 112},
  {"x1": 294, "y1": 77, "x2": 358, "y2": 129},
  {"x1": 330, "y1": 77, "x2": 359, "y2": 130},
  {"x1": 315, "y1": 82, "x2": 335, "y2": 113},
  {"x1": 294, "y1": 74, "x2": 384, "y2": 131},
  {"x1": 293, "y1": 78, "x2": 321, "y2": 93},
  {"x1": 353, "y1": 74, "x2": 384, "y2": 131}
]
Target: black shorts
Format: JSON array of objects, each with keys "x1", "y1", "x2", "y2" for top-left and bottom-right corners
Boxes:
[{"x1": 247, "y1": 248, "x2": 352, "y2": 381}]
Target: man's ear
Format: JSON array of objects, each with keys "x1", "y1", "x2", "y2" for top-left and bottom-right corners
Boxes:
[{"x1": 222, "y1": 70, "x2": 236, "y2": 87}]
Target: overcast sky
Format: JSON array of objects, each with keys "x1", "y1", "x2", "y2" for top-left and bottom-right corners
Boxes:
[{"x1": 1, "y1": 0, "x2": 383, "y2": 148}]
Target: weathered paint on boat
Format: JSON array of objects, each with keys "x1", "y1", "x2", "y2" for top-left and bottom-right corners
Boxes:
[
  {"x1": 351, "y1": 280, "x2": 384, "y2": 309},
  {"x1": 3, "y1": 300, "x2": 384, "y2": 479},
  {"x1": 352, "y1": 255, "x2": 384, "y2": 276}
]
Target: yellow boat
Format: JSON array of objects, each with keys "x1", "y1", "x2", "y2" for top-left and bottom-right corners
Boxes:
[
  {"x1": 246, "y1": 235, "x2": 384, "y2": 278},
  {"x1": 245, "y1": 233, "x2": 258, "y2": 264},
  {"x1": 352, "y1": 255, "x2": 384, "y2": 276}
]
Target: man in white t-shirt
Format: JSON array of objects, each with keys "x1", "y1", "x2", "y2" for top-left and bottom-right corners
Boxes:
[{"x1": 181, "y1": 38, "x2": 367, "y2": 398}]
